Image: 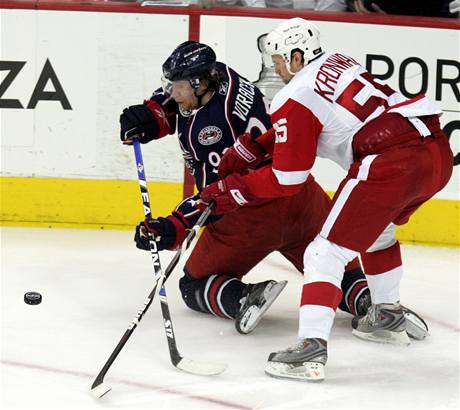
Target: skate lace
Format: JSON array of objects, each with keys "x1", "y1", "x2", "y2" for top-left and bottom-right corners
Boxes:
[
  {"x1": 362, "y1": 304, "x2": 379, "y2": 325},
  {"x1": 286, "y1": 339, "x2": 308, "y2": 353}
]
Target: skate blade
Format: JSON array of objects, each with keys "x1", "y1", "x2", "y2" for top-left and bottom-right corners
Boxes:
[
  {"x1": 265, "y1": 361, "x2": 325, "y2": 382},
  {"x1": 352, "y1": 328, "x2": 411, "y2": 346},
  {"x1": 237, "y1": 280, "x2": 288, "y2": 334},
  {"x1": 405, "y1": 312, "x2": 429, "y2": 340}
]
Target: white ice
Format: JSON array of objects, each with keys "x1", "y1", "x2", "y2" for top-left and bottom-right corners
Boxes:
[{"x1": 1, "y1": 227, "x2": 459, "y2": 409}]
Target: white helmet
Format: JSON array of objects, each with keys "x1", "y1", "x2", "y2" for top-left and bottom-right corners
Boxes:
[{"x1": 265, "y1": 18, "x2": 322, "y2": 72}]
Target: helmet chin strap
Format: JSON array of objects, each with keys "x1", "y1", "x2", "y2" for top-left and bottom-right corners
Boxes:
[
  {"x1": 286, "y1": 63, "x2": 297, "y2": 76},
  {"x1": 189, "y1": 78, "x2": 210, "y2": 109},
  {"x1": 283, "y1": 50, "x2": 321, "y2": 78},
  {"x1": 283, "y1": 56, "x2": 297, "y2": 77},
  {"x1": 194, "y1": 87, "x2": 215, "y2": 110},
  {"x1": 195, "y1": 89, "x2": 207, "y2": 108}
]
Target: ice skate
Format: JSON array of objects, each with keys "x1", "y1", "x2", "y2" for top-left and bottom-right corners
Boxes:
[
  {"x1": 401, "y1": 305, "x2": 429, "y2": 340},
  {"x1": 235, "y1": 280, "x2": 287, "y2": 334},
  {"x1": 353, "y1": 295, "x2": 429, "y2": 341},
  {"x1": 265, "y1": 338, "x2": 327, "y2": 382},
  {"x1": 352, "y1": 302, "x2": 411, "y2": 345}
]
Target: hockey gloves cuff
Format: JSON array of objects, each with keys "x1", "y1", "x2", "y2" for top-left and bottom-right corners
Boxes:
[
  {"x1": 199, "y1": 174, "x2": 255, "y2": 215},
  {"x1": 134, "y1": 213, "x2": 188, "y2": 251},
  {"x1": 218, "y1": 133, "x2": 268, "y2": 179}
]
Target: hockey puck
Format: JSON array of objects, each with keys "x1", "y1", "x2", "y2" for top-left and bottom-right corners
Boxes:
[{"x1": 24, "y1": 292, "x2": 42, "y2": 305}]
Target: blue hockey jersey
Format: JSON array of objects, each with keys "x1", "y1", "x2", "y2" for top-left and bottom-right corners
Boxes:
[{"x1": 150, "y1": 62, "x2": 272, "y2": 228}]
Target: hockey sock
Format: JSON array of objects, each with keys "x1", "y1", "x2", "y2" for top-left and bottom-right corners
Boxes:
[
  {"x1": 338, "y1": 267, "x2": 370, "y2": 316},
  {"x1": 179, "y1": 271, "x2": 246, "y2": 318},
  {"x1": 361, "y1": 241, "x2": 403, "y2": 304}
]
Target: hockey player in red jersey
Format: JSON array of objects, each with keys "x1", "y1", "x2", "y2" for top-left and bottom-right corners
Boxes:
[
  {"x1": 200, "y1": 18, "x2": 451, "y2": 381},
  {"x1": 120, "y1": 41, "x2": 376, "y2": 335}
]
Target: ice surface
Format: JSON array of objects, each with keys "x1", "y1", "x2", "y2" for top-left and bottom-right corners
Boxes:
[{"x1": 1, "y1": 227, "x2": 459, "y2": 409}]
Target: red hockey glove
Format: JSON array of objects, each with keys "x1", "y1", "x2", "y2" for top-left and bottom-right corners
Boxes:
[
  {"x1": 199, "y1": 174, "x2": 255, "y2": 215},
  {"x1": 218, "y1": 133, "x2": 267, "y2": 179}
]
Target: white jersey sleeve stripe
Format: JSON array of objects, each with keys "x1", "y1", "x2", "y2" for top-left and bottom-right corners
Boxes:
[{"x1": 272, "y1": 168, "x2": 310, "y2": 186}]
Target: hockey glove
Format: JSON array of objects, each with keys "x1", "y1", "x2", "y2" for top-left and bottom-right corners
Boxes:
[
  {"x1": 134, "y1": 214, "x2": 187, "y2": 251},
  {"x1": 218, "y1": 133, "x2": 267, "y2": 179},
  {"x1": 120, "y1": 100, "x2": 173, "y2": 144},
  {"x1": 199, "y1": 174, "x2": 255, "y2": 215}
]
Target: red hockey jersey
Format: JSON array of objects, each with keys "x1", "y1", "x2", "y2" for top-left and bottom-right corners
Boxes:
[{"x1": 242, "y1": 52, "x2": 441, "y2": 198}]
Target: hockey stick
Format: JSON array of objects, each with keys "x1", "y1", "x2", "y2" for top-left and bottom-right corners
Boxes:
[
  {"x1": 131, "y1": 139, "x2": 225, "y2": 375},
  {"x1": 158, "y1": 267, "x2": 228, "y2": 376},
  {"x1": 91, "y1": 141, "x2": 223, "y2": 399}
]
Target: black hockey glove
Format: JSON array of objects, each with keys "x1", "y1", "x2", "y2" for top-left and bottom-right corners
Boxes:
[
  {"x1": 120, "y1": 104, "x2": 160, "y2": 144},
  {"x1": 134, "y1": 214, "x2": 187, "y2": 251}
]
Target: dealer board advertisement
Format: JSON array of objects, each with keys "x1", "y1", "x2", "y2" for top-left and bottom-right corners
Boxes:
[
  {"x1": 0, "y1": 6, "x2": 458, "y2": 241},
  {"x1": 201, "y1": 15, "x2": 459, "y2": 198}
]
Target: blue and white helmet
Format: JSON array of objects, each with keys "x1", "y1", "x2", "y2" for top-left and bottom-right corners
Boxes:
[{"x1": 162, "y1": 41, "x2": 216, "y2": 91}]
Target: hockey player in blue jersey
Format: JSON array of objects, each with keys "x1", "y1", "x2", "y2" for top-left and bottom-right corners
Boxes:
[{"x1": 119, "y1": 41, "x2": 380, "y2": 334}]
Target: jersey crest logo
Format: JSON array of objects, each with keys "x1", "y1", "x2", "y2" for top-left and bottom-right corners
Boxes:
[
  {"x1": 198, "y1": 126, "x2": 223, "y2": 146},
  {"x1": 219, "y1": 81, "x2": 229, "y2": 95}
]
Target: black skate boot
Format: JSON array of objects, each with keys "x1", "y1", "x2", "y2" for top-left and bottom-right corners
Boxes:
[
  {"x1": 235, "y1": 280, "x2": 287, "y2": 334},
  {"x1": 265, "y1": 338, "x2": 327, "y2": 382}
]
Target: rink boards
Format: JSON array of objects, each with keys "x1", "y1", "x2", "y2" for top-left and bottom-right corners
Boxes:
[{"x1": 0, "y1": 3, "x2": 459, "y2": 246}]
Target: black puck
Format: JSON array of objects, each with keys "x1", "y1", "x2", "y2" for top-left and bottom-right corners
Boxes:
[{"x1": 24, "y1": 292, "x2": 42, "y2": 305}]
